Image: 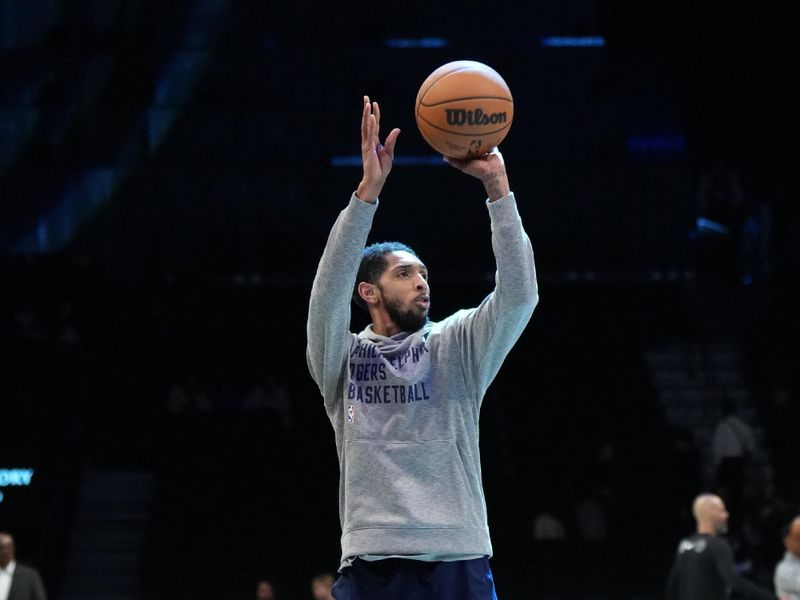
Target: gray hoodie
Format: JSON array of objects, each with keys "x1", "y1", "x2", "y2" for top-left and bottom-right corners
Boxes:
[{"x1": 306, "y1": 191, "x2": 538, "y2": 570}]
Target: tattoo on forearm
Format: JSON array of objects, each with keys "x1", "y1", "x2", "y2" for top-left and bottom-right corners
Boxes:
[
  {"x1": 483, "y1": 169, "x2": 507, "y2": 197},
  {"x1": 483, "y1": 170, "x2": 506, "y2": 183}
]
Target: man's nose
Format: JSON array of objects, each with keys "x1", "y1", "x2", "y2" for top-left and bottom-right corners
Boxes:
[{"x1": 415, "y1": 275, "x2": 428, "y2": 291}]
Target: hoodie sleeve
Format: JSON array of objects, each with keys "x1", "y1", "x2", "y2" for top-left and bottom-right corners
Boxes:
[
  {"x1": 444, "y1": 192, "x2": 539, "y2": 398},
  {"x1": 306, "y1": 194, "x2": 377, "y2": 404}
]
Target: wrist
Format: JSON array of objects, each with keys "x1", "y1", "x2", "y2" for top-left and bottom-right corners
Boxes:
[
  {"x1": 356, "y1": 180, "x2": 380, "y2": 204},
  {"x1": 483, "y1": 172, "x2": 510, "y2": 202}
]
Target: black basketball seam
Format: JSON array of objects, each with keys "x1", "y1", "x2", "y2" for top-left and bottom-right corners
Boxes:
[
  {"x1": 419, "y1": 96, "x2": 513, "y2": 108},
  {"x1": 417, "y1": 65, "x2": 476, "y2": 105}
]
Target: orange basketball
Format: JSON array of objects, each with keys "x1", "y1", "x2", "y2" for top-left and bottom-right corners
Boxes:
[{"x1": 415, "y1": 60, "x2": 513, "y2": 158}]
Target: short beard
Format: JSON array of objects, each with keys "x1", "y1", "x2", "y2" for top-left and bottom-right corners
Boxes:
[
  {"x1": 384, "y1": 297, "x2": 428, "y2": 333},
  {"x1": 714, "y1": 520, "x2": 728, "y2": 536}
]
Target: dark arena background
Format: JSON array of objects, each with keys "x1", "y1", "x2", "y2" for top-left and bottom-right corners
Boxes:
[{"x1": 1, "y1": 1, "x2": 799, "y2": 599}]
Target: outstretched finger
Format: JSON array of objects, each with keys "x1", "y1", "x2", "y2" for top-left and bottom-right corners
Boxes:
[
  {"x1": 361, "y1": 96, "x2": 371, "y2": 143},
  {"x1": 383, "y1": 128, "x2": 401, "y2": 157},
  {"x1": 373, "y1": 101, "x2": 381, "y2": 135},
  {"x1": 362, "y1": 119, "x2": 379, "y2": 154}
]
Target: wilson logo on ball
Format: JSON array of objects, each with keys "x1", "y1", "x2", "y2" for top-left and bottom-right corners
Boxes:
[
  {"x1": 415, "y1": 60, "x2": 514, "y2": 157},
  {"x1": 444, "y1": 108, "x2": 508, "y2": 127}
]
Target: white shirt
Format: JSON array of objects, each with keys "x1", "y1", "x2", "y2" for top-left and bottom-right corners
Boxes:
[
  {"x1": 776, "y1": 552, "x2": 800, "y2": 600},
  {"x1": 0, "y1": 560, "x2": 16, "y2": 600}
]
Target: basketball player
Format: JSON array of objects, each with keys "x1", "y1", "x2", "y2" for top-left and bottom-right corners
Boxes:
[{"x1": 305, "y1": 96, "x2": 538, "y2": 599}]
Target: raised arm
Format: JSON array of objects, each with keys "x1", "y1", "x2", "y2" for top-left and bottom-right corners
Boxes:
[
  {"x1": 356, "y1": 96, "x2": 401, "y2": 203},
  {"x1": 306, "y1": 97, "x2": 400, "y2": 401},
  {"x1": 443, "y1": 148, "x2": 538, "y2": 396}
]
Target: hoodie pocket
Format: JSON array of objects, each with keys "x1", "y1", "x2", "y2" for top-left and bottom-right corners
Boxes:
[{"x1": 343, "y1": 438, "x2": 475, "y2": 531}]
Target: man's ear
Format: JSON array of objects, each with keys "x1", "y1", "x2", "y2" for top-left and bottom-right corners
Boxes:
[{"x1": 357, "y1": 282, "x2": 379, "y2": 306}]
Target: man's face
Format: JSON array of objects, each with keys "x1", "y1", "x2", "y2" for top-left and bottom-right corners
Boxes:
[
  {"x1": 375, "y1": 251, "x2": 430, "y2": 332},
  {"x1": 312, "y1": 580, "x2": 331, "y2": 599},
  {"x1": 786, "y1": 520, "x2": 800, "y2": 557},
  {"x1": 0, "y1": 536, "x2": 14, "y2": 568},
  {"x1": 256, "y1": 581, "x2": 274, "y2": 600},
  {"x1": 710, "y1": 497, "x2": 730, "y2": 535}
]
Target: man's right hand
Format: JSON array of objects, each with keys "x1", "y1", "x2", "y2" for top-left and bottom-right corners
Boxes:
[
  {"x1": 445, "y1": 147, "x2": 510, "y2": 202},
  {"x1": 356, "y1": 96, "x2": 401, "y2": 203}
]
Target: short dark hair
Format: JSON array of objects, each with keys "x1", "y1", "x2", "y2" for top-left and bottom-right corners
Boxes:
[{"x1": 352, "y1": 241, "x2": 417, "y2": 310}]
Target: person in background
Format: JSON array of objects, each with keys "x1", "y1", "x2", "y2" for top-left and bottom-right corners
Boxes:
[
  {"x1": 665, "y1": 494, "x2": 775, "y2": 600},
  {"x1": 255, "y1": 578, "x2": 275, "y2": 600},
  {"x1": 0, "y1": 532, "x2": 47, "y2": 600},
  {"x1": 775, "y1": 516, "x2": 800, "y2": 600},
  {"x1": 311, "y1": 572, "x2": 335, "y2": 600}
]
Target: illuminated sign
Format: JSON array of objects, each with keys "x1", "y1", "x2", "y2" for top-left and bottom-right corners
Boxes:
[
  {"x1": 384, "y1": 37, "x2": 449, "y2": 48},
  {"x1": 0, "y1": 468, "x2": 35, "y2": 503},
  {"x1": 540, "y1": 36, "x2": 605, "y2": 47}
]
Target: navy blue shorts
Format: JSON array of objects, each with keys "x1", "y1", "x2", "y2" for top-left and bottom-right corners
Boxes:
[{"x1": 332, "y1": 557, "x2": 499, "y2": 600}]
